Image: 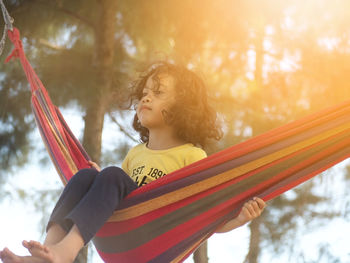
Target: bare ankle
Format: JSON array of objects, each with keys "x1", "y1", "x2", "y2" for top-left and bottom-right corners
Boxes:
[{"x1": 45, "y1": 223, "x2": 67, "y2": 246}]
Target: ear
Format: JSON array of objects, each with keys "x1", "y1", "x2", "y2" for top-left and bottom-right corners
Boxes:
[{"x1": 162, "y1": 109, "x2": 174, "y2": 125}]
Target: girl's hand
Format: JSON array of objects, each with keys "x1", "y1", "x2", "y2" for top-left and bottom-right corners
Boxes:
[
  {"x1": 89, "y1": 161, "x2": 101, "y2": 172},
  {"x1": 216, "y1": 197, "x2": 266, "y2": 233},
  {"x1": 235, "y1": 197, "x2": 266, "y2": 226}
]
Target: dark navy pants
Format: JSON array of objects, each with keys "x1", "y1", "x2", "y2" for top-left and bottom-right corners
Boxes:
[{"x1": 47, "y1": 166, "x2": 138, "y2": 245}]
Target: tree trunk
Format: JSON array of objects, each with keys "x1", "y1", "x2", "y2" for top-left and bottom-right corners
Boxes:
[
  {"x1": 243, "y1": 218, "x2": 261, "y2": 263},
  {"x1": 77, "y1": 0, "x2": 118, "y2": 262},
  {"x1": 193, "y1": 241, "x2": 209, "y2": 263},
  {"x1": 74, "y1": 246, "x2": 88, "y2": 263},
  {"x1": 82, "y1": 0, "x2": 117, "y2": 163}
]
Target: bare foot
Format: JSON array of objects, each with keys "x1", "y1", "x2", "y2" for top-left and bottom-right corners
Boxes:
[
  {"x1": 22, "y1": 241, "x2": 54, "y2": 263},
  {"x1": 22, "y1": 240, "x2": 74, "y2": 263},
  {"x1": 0, "y1": 247, "x2": 44, "y2": 263},
  {"x1": 0, "y1": 248, "x2": 22, "y2": 263}
]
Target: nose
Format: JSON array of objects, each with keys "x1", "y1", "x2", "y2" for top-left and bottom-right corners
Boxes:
[{"x1": 142, "y1": 94, "x2": 151, "y2": 103}]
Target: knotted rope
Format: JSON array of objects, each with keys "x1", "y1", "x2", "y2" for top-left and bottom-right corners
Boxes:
[{"x1": 0, "y1": 0, "x2": 14, "y2": 56}]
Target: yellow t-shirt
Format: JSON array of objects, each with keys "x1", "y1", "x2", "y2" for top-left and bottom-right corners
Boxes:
[{"x1": 122, "y1": 143, "x2": 207, "y2": 187}]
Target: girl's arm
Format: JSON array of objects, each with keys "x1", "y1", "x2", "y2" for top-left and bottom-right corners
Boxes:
[{"x1": 216, "y1": 197, "x2": 266, "y2": 233}]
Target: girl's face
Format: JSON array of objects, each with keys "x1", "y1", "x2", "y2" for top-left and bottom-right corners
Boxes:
[{"x1": 136, "y1": 73, "x2": 176, "y2": 130}]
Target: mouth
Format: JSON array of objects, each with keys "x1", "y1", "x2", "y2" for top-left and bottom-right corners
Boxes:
[{"x1": 139, "y1": 105, "x2": 152, "y2": 112}]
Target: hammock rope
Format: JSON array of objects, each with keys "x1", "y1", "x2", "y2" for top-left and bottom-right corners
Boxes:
[
  {"x1": 2, "y1": 4, "x2": 350, "y2": 262},
  {"x1": 0, "y1": 0, "x2": 13, "y2": 56}
]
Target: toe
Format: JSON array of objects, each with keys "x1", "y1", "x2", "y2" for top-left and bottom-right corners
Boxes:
[
  {"x1": 22, "y1": 240, "x2": 30, "y2": 249},
  {"x1": 29, "y1": 241, "x2": 42, "y2": 249}
]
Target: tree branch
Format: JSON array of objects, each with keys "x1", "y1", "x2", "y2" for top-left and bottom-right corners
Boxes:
[
  {"x1": 39, "y1": 38, "x2": 66, "y2": 50},
  {"x1": 26, "y1": 0, "x2": 96, "y2": 30},
  {"x1": 56, "y1": 6, "x2": 96, "y2": 30},
  {"x1": 108, "y1": 112, "x2": 138, "y2": 143}
]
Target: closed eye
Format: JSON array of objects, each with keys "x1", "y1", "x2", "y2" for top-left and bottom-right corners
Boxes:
[{"x1": 153, "y1": 87, "x2": 166, "y2": 95}]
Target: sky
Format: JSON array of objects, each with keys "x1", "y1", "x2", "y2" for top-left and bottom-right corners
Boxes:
[{"x1": 1, "y1": 107, "x2": 350, "y2": 263}]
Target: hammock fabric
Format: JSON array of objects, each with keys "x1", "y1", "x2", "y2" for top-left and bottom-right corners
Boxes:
[{"x1": 6, "y1": 27, "x2": 350, "y2": 263}]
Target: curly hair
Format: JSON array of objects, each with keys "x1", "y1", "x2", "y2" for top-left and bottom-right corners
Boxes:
[{"x1": 129, "y1": 61, "x2": 222, "y2": 148}]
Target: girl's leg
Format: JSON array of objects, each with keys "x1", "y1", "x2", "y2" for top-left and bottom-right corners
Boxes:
[
  {"x1": 47, "y1": 168, "x2": 99, "y2": 235},
  {"x1": 23, "y1": 166, "x2": 137, "y2": 263},
  {"x1": 43, "y1": 224, "x2": 66, "y2": 246},
  {"x1": 22, "y1": 168, "x2": 98, "y2": 259},
  {"x1": 64, "y1": 166, "x2": 138, "y2": 244},
  {"x1": 22, "y1": 223, "x2": 66, "y2": 253},
  {"x1": 8, "y1": 168, "x2": 98, "y2": 263}
]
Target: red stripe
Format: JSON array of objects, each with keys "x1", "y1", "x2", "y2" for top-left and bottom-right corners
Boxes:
[
  {"x1": 98, "y1": 128, "x2": 350, "y2": 236},
  {"x1": 97, "y1": 168, "x2": 238, "y2": 236},
  {"x1": 57, "y1": 108, "x2": 90, "y2": 169},
  {"x1": 126, "y1": 103, "x2": 350, "y2": 198},
  {"x1": 264, "y1": 151, "x2": 350, "y2": 201},
  {"x1": 257, "y1": 131, "x2": 350, "y2": 201},
  {"x1": 97, "y1": 189, "x2": 248, "y2": 263},
  {"x1": 97, "y1": 136, "x2": 293, "y2": 237},
  {"x1": 32, "y1": 98, "x2": 74, "y2": 179},
  {"x1": 7, "y1": 28, "x2": 83, "y2": 182}
]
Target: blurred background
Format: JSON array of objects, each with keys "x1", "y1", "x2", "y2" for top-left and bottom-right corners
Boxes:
[{"x1": 0, "y1": 0, "x2": 350, "y2": 262}]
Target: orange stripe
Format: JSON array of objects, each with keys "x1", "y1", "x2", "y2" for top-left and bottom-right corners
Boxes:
[
  {"x1": 108, "y1": 122, "x2": 350, "y2": 222},
  {"x1": 130, "y1": 111, "x2": 350, "y2": 197},
  {"x1": 37, "y1": 100, "x2": 78, "y2": 176}
]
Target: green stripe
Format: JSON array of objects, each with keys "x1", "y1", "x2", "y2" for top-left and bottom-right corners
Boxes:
[{"x1": 94, "y1": 131, "x2": 350, "y2": 253}]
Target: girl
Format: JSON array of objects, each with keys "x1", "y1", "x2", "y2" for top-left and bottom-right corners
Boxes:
[{"x1": 0, "y1": 62, "x2": 266, "y2": 263}]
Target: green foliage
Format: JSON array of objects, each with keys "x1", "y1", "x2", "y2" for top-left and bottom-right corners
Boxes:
[{"x1": 0, "y1": 60, "x2": 33, "y2": 173}]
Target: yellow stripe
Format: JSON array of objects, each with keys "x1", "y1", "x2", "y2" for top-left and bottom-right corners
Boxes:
[
  {"x1": 109, "y1": 122, "x2": 350, "y2": 222},
  {"x1": 38, "y1": 102, "x2": 78, "y2": 177},
  {"x1": 34, "y1": 115, "x2": 67, "y2": 184}
]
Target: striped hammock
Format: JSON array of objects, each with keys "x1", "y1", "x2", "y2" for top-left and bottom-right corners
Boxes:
[{"x1": 6, "y1": 27, "x2": 350, "y2": 263}]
